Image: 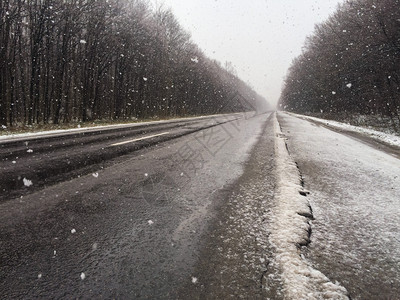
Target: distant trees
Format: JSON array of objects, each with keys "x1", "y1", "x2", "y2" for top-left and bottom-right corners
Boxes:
[
  {"x1": 279, "y1": 0, "x2": 400, "y2": 129},
  {"x1": 0, "y1": 0, "x2": 267, "y2": 127}
]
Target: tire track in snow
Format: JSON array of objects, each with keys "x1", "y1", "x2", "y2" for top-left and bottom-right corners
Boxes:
[{"x1": 270, "y1": 112, "x2": 350, "y2": 299}]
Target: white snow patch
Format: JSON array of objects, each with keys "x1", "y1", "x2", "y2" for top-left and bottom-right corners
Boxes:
[
  {"x1": 23, "y1": 178, "x2": 33, "y2": 187},
  {"x1": 191, "y1": 277, "x2": 198, "y2": 284},
  {"x1": 92, "y1": 172, "x2": 99, "y2": 178},
  {"x1": 148, "y1": 220, "x2": 154, "y2": 225},
  {"x1": 271, "y1": 113, "x2": 348, "y2": 299},
  {"x1": 191, "y1": 57, "x2": 199, "y2": 63},
  {"x1": 1, "y1": 125, "x2": 6, "y2": 129},
  {"x1": 80, "y1": 272, "x2": 86, "y2": 280},
  {"x1": 71, "y1": 228, "x2": 76, "y2": 234}
]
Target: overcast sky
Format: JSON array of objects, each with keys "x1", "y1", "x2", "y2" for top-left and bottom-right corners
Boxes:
[{"x1": 152, "y1": 0, "x2": 344, "y2": 107}]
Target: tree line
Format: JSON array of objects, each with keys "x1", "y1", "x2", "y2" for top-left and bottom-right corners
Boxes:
[
  {"x1": 279, "y1": 0, "x2": 400, "y2": 129},
  {"x1": 0, "y1": 0, "x2": 267, "y2": 127}
]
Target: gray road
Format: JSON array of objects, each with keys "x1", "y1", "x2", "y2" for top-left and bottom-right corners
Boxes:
[
  {"x1": 0, "y1": 112, "x2": 276, "y2": 299},
  {"x1": 2, "y1": 111, "x2": 398, "y2": 299},
  {"x1": 0, "y1": 114, "x2": 244, "y2": 201}
]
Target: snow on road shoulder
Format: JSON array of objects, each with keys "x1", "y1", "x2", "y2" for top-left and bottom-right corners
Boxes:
[
  {"x1": 288, "y1": 112, "x2": 400, "y2": 148},
  {"x1": 271, "y1": 112, "x2": 349, "y2": 299}
]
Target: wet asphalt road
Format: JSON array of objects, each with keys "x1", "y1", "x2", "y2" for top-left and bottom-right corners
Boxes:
[
  {"x1": 0, "y1": 114, "x2": 245, "y2": 202},
  {"x1": 0, "y1": 112, "x2": 275, "y2": 299}
]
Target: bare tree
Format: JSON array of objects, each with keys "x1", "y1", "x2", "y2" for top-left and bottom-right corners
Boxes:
[
  {"x1": 280, "y1": 0, "x2": 400, "y2": 131},
  {"x1": 0, "y1": 0, "x2": 268, "y2": 129}
]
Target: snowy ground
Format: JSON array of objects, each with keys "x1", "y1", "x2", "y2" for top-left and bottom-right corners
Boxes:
[
  {"x1": 289, "y1": 112, "x2": 400, "y2": 148},
  {"x1": 278, "y1": 112, "x2": 400, "y2": 299}
]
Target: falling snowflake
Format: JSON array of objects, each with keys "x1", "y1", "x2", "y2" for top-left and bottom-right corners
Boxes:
[
  {"x1": 332, "y1": 91, "x2": 337, "y2": 95},
  {"x1": 92, "y1": 172, "x2": 99, "y2": 178},
  {"x1": 38, "y1": 273, "x2": 42, "y2": 279},
  {"x1": 144, "y1": 173, "x2": 148, "y2": 177},
  {"x1": 80, "y1": 272, "x2": 86, "y2": 280},
  {"x1": 148, "y1": 220, "x2": 154, "y2": 225},
  {"x1": 143, "y1": 77, "x2": 148, "y2": 81},
  {"x1": 92, "y1": 242, "x2": 98, "y2": 250},
  {"x1": 80, "y1": 40, "x2": 87, "y2": 44},
  {"x1": 27, "y1": 149, "x2": 33, "y2": 153},
  {"x1": 71, "y1": 228, "x2": 76, "y2": 234},
  {"x1": 23, "y1": 178, "x2": 33, "y2": 187},
  {"x1": 192, "y1": 277, "x2": 198, "y2": 284},
  {"x1": 191, "y1": 57, "x2": 199, "y2": 63},
  {"x1": 1, "y1": 125, "x2": 6, "y2": 129},
  {"x1": 346, "y1": 83, "x2": 352, "y2": 88}
]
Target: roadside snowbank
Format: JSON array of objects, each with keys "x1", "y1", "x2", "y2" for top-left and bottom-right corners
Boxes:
[
  {"x1": 289, "y1": 113, "x2": 400, "y2": 148},
  {"x1": 270, "y1": 112, "x2": 349, "y2": 299}
]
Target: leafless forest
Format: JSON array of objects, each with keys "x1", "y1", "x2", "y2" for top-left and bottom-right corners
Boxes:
[
  {"x1": 279, "y1": 0, "x2": 400, "y2": 131},
  {"x1": 0, "y1": 0, "x2": 267, "y2": 127}
]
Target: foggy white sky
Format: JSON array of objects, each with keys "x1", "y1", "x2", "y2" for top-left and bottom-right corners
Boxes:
[{"x1": 153, "y1": 0, "x2": 344, "y2": 107}]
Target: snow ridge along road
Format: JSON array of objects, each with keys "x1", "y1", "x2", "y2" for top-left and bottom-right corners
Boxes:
[{"x1": 271, "y1": 113, "x2": 349, "y2": 299}]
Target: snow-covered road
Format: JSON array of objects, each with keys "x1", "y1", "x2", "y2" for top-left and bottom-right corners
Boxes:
[{"x1": 277, "y1": 112, "x2": 400, "y2": 299}]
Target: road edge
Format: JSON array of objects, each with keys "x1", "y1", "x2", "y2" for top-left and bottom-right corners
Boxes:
[{"x1": 270, "y1": 112, "x2": 350, "y2": 299}]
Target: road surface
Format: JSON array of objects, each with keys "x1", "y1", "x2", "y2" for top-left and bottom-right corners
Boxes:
[
  {"x1": 1, "y1": 112, "x2": 277, "y2": 299},
  {"x1": 0, "y1": 111, "x2": 399, "y2": 299}
]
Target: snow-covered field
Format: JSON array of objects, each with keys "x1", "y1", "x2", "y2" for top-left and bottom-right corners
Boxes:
[{"x1": 289, "y1": 112, "x2": 400, "y2": 148}]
